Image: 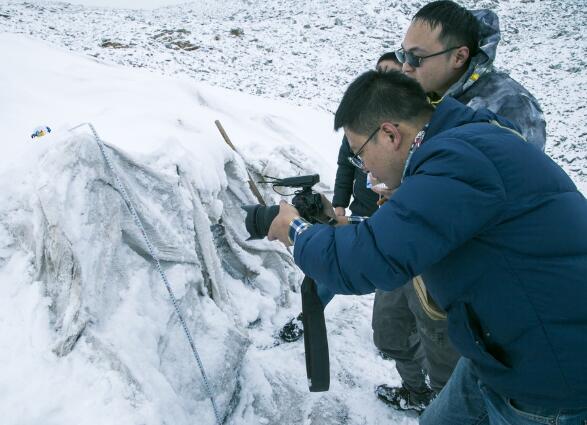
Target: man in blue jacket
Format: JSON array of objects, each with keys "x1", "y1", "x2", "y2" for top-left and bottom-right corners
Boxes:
[
  {"x1": 369, "y1": 1, "x2": 548, "y2": 412},
  {"x1": 267, "y1": 70, "x2": 587, "y2": 424}
]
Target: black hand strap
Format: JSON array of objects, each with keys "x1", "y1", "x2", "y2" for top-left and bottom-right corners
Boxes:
[{"x1": 301, "y1": 276, "x2": 330, "y2": 392}]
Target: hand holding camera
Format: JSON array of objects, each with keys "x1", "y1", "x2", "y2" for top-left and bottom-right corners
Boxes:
[{"x1": 242, "y1": 174, "x2": 336, "y2": 241}]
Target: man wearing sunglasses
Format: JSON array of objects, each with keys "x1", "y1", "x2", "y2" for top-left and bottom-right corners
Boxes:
[
  {"x1": 268, "y1": 70, "x2": 587, "y2": 425},
  {"x1": 371, "y1": 0, "x2": 548, "y2": 413},
  {"x1": 398, "y1": 1, "x2": 545, "y2": 149}
]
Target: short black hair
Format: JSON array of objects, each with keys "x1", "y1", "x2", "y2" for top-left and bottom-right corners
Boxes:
[
  {"x1": 414, "y1": 1, "x2": 480, "y2": 58},
  {"x1": 334, "y1": 70, "x2": 434, "y2": 134},
  {"x1": 376, "y1": 52, "x2": 401, "y2": 65}
]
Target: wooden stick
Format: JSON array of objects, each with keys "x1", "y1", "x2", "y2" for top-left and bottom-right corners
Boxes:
[{"x1": 214, "y1": 120, "x2": 266, "y2": 205}]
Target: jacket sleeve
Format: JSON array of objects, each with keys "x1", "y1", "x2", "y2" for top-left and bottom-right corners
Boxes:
[
  {"x1": 293, "y1": 139, "x2": 506, "y2": 296},
  {"x1": 331, "y1": 137, "x2": 355, "y2": 208},
  {"x1": 494, "y1": 93, "x2": 546, "y2": 152}
]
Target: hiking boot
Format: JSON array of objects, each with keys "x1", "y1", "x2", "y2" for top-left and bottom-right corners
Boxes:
[
  {"x1": 278, "y1": 313, "x2": 304, "y2": 342},
  {"x1": 375, "y1": 383, "x2": 434, "y2": 413}
]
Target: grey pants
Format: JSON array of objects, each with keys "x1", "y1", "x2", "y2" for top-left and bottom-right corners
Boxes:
[{"x1": 372, "y1": 284, "x2": 460, "y2": 394}]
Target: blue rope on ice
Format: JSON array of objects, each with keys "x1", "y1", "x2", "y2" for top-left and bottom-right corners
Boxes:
[{"x1": 70, "y1": 123, "x2": 223, "y2": 425}]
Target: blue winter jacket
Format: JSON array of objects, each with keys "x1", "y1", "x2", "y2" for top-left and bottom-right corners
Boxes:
[{"x1": 294, "y1": 98, "x2": 587, "y2": 408}]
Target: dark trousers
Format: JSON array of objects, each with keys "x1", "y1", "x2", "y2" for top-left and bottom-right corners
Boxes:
[{"x1": 372, "y1": 284, "x2": 460, "y2": 394}]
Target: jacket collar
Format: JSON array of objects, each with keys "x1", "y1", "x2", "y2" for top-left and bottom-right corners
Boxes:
[{"x1": 424, "y1": 97, "x2": 518, "y2": 142}]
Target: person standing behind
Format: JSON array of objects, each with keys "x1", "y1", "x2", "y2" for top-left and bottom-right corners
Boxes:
[
  {"x1": 372, "y1": 0, "x2": 547, "y2": 413},
  {"x1": 278, "y1": 53, "x2": 403, "y2": 345},
  {"x1": 332, "y1": 53, "x2": 402, "y2": 218},
  {"x1": 333, "y1": 53, "x2": 447, "y2": 414}
]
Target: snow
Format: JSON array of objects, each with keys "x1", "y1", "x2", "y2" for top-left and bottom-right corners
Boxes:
[
  {"x1": 2, "y1": 0, "x2": 584, "y2": 180},
  {"x1": 16, "y1": 0, "x2": 201, "y2": 9},
  {"x1": 0, "y1": 27, "x2": 404, "y2": 425},
  {"x1": 0, "y1": 1, "x2": 585, "y2": 425}
]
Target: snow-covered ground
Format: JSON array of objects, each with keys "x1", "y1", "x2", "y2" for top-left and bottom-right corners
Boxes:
[
  {"x1": 0, "y1": 1, "x2": 586, "y2": 425},
  {"x1": 2, "y1": 0, "x2": 585, "y2": 184}
]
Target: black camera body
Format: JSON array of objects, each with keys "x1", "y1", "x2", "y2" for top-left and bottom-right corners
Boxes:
[{"x1": 243, "y1": 174, "x2": 326, "y2": 240}]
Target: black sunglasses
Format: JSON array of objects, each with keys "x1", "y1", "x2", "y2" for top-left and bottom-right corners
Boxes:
[{"x1": 395, "y1": 46, "x2": 460, "y2": 68}]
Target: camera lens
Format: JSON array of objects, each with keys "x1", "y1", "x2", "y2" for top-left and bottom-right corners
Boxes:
[{"x1": 242, "y1": 204, "x2": 280, "y2": 239}]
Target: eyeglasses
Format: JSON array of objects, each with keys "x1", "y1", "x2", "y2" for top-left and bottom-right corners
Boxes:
[
  {"x1": 348, "y1": 127, "x2": 380, "y2": 170},
  {"x1": 395, "y1": 46, "x2": 460, "y2": 68}
]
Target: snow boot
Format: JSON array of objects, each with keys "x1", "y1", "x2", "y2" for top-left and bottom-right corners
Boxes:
[
  {"x1": 375, "y1": 383, "x2": 434, "y2": 413},
  {"x1": 279, "y1": 313, "x2": 304, "y2": 342}
]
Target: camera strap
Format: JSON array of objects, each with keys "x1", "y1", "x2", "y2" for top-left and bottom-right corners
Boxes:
[{"x1": 301, "y1": 276, "x2": 330, "y2": 392}]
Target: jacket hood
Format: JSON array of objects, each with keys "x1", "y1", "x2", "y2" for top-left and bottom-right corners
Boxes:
[
  {"x1": 426, "y1": 97, "x2": 521, "y2": 141},
  {"x1": 442, "y1": 9, "x2": 501, "y2": 99}
]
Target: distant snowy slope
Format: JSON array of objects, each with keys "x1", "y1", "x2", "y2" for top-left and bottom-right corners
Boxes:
[
  {"x1": 0, "y1": 33, "x2": 339, "y2": 180},
  {"x1": 1, "y1": 0, "x2": 584, "y2": 186},
  {"x1": 31, "y1": 0, "x2": 194, "y2": 8}
]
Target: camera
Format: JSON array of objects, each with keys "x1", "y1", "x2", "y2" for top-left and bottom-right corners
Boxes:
[
  {"x1": 243, "y1": 173, "x2": 332, "y2": 392},
  {"x1": 242, "y1": 174, "x2": 327, "y2": 239}
]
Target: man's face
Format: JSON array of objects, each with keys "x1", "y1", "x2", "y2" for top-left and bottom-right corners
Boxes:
[
  {"x1": 401, "y1": 20, "x2": 463, "y2": 96},
  {"x1": 345, "y1": 126, "x2": 405, "y2": 190}
]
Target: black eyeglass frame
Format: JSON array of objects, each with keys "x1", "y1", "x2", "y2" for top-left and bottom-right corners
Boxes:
[
  {"x1": 348, "y1": 126, "x2": 380, "y2": 170},
  {"x1": 395, "y1": 46, "x2": 461, "y2": 68}
]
